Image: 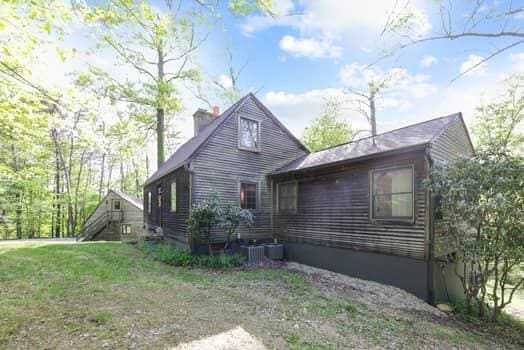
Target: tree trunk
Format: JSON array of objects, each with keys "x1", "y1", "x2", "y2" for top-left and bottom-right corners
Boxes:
[
  {"x1": 369, "y1": 93, "x2": 377, "y2": 144},
  {"x1": 157, "y1": 108, "x2": 165, "y2": 168},
  {"x1": 99, "y1": 152, "x2": 105, "y2": 201},
  {"x1": 120, "y1": 161, "x2": 124, "y2": 192},
  {"x1": 54, "y1": 141, "x2": 61, "y2": 238}
]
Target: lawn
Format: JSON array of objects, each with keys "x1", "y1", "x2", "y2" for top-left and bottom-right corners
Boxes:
[{"x1": 0, "y1": 242, "x2": 522, "y2": 349}]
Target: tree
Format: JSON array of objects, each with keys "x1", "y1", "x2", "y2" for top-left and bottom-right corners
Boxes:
[
  {"x1": 474, "y1": 74, "x2": 524, "y2": 154},
  {"x1": 188, "y1": 194, "x2": 221, "y2": 255},
  {"x1": 301, "y1": 98, "x2": 354, "y2": 152},
  {"x1": 427, "y1": 150, "x2": 524, "y2": 320},
  {"x1": 217, "y1": 204, "x2": 254, "y2": 253},
  {"x1": 384, "y1": 1, "x2": 524, "y2": 80},
  {"x1": 82, "y1": 1, "x2": 204, "y2": 169}
]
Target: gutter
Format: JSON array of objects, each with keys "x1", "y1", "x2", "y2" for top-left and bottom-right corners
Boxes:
[{"x1": 270, "y1": 143, "x2": 429, "y2": 178}]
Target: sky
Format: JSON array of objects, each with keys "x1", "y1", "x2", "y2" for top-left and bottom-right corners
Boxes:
[{"x1": 41, "y1": 0, "x2": 524, "y2": 165}]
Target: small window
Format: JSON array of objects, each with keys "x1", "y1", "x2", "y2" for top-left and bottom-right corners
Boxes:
[
  {"x1": 240, "y1": 182, "x2": 257, "y2": 210},
  {"x1": 121, "y1": 224, "x2": 132, "y2": 235},
  {"x1": 371, "y1": 166, "x2": 414, "y2": 220},
  {"x1": 239, "y1": 117, "x2": 260, "y2": 151},
  {"x1": 170, "y1": 180, "x2": 177, "y2": 212},
  {"x1": 112, "y1": 199, "x2": 121, "y2": 210},
  {"x1": 278, "y1": 182, "x2": 297, "y2": 212},
  {"x1": 148, "y1": 191, "x2": 152, "y2": 214}
]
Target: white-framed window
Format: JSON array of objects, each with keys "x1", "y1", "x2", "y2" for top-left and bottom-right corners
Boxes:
[
  {"x1": 170, "y1": 180, "x2": 177, "y2": 212},
  {"x1": 121, "y1": 224, "x2": 132, "y2": 235},
  {"x1": 371, "y1": 166, "x2": 414, "y2": 220},
  {"x1": 278, "y1": 181, "x2": 297, "y2": 212},
  {"x1": 157, "y1": 185, "x2": 162, "y2": 208},
  {"x1": 112, "y1": 199, "x2": 121, "y2": 211},
  {"x1": 238, "y1": 116, "x2": 260, "y2": 151},
  {"x1": 148, "y1": 191, "x2": 152, "y2": 214},
  {"x1": 240, "y1": 181, "x2": 257, "y2": 210}
]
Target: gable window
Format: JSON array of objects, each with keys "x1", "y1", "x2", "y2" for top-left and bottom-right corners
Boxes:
[
  {"x1": 170, "y1": 180, "x2": 177, "y2": 212},
  {"x1": 371, "y1": 166, "x2": 414, "y2": 220},
  {"x1": 112, "y1": 199, "x2": 121, "y2": 211},
  {"x1": 121, "y1": 224, "x2": 132, "y2": 235},
  {"x1": 239, "y1": 117, "x2": 260, "y2": 151},
  {"x1": 278, "y1": 182, "x2": 297, "y2": 212},
  {"x1": 147, "y1": 191, "x2": 152, "y2": 214},
  {"x1": 240, "y1": 182, "x2": 257, "y2": 210}
]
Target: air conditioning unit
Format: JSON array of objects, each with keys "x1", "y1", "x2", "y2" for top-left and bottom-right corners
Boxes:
[
  {"x1": 264, "y1": 244, "x2": 283, "y2": 260},
  {"x1": 240, "y1": 245, "x2": 265, "y2": 264}
]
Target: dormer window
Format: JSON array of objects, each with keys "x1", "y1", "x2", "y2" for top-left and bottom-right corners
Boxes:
[{"x1": 239, "y1": 116, "x2": 260, "y2": 151}]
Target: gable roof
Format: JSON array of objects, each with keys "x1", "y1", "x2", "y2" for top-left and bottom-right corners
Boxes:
[
  {"x1": 273, "y1": 113, "x2": 465, "y2": 175},
  {"x1": 113, "y1": 190, "x2": 143, "y2": 210},
  {"x1": 84, "y1": 190, "x2": 143, "y2": 224},
  {"x1": 144, "y1": 93, "x2": 307, "y2": 186}
]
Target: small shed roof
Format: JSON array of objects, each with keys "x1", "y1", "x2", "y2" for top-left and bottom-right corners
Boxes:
[
  {"x1": 273, "y1": 113, "x2": 463, "y2": 175},
  {"x1": 113, "y1": 190, "x2": 143, "y2": 210}
]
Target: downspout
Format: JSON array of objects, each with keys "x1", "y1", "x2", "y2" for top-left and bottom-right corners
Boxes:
[
  {"x1": 185, "y1": 161, "x2": 195, "y2": 253},
  {"x1": 425, "y1": 146, "x2": 436, "y2": 305}
]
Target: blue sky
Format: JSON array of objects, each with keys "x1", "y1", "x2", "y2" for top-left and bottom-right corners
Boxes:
[
  {"x1": 43, "y1": 1, "x2": 524, "y2": 158},
  {"x1": 188, "y1": 0, "x2": 524, "y2": 141}
]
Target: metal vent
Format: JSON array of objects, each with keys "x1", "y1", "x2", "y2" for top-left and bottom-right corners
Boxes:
[
  {"x1": 240, "y1": 246, "x2": 265, "y2": 264},
  {"x1": 264, "y1": 244, "x2": 283, "y2": 260}
]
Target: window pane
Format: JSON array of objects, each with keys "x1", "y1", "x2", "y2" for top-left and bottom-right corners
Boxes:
[
  {"x1": 392, "y1": 193, "x2": 412, "y2": 217},
  {"x1": 239, "y1": 118, "x2": 259, "y2": 149},
  {"x1": 372, "y1": 167, "x2": 413, "y2": 219},
  {"x1": 240, "y1": 182, "x2": 257, "y2": 209},
  {"x1": 171, "y1": 181, "x2": 177, "y2": 212}
]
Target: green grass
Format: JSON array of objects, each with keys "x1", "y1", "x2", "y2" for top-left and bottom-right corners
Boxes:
[{"x1": 0, "y1": 242, "x2": 522, "y2": 349}]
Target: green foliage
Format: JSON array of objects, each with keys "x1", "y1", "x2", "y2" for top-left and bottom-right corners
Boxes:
[
  {"x1": 137, "y1": 240, "x2": 245, "y2": 269},
  {"x1": 426, "y1": 150, "x2": 524, "y2": 320},
  {"x1": 188, "y1": 193, "x2": 254, "y2": 254},
  {"x1": 474, "y1": 74, "x2": 524, "y2": 154},
  {"x1": 301, "y1": 99, "x2": 354, "y2": 152},
  {"x1": 217, "y1": 203, "x2": 254, "y2": 252}
]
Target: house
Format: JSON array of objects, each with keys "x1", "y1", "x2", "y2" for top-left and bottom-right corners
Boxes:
[
  {"x1": 144, "y1": 93, "x2": 474, "y2": 303},
  {"x1": 82, "y1": 190, "x2": 145, "y2": 241}
]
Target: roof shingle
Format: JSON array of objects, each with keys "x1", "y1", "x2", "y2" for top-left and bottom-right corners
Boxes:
[{"x1": 273, "y1": 113, "x2": 462, "y2": 175}]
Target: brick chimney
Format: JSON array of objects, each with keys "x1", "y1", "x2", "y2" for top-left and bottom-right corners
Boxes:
[{"x1": 193, "y1": 106, "x2": 219, "y2": 136}]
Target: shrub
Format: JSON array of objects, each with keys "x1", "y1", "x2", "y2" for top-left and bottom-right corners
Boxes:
[{"x1": 137, "y1": 241, "x2": 244, "y2": 269}]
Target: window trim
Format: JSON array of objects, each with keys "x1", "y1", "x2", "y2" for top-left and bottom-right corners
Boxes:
[
  {"x1": 237, "y1": 115, "x2": 261, "y2": 152},
  {"x1": 147, "y1": 191, "x2": 152, "y2": 214},
  {"x1": 112, "y1": 199, "x2": 121, "y2": 211},
  {"x1": 238, "y1": 180, "x2": 259, "y2": 210},
  {"x1": 369, "y1": 165, "x2": 415, "y2": 222},
  {"x1": 170, "y1": 179, "x2": 177, "y2": 213},
  {"x1": 277, "y1": 181, "x2": 298, "y2": 214},
  {"x1": 121, "y1": 224, "x2": 132, "y2": 235}
]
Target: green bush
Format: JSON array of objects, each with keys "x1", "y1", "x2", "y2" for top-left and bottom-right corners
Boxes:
[{"x1": 137, "y1": 241, "x2": 244, "y2": 269}]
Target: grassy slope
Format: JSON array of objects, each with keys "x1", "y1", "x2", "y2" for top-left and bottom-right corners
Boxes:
[{"x1": 0, "y1": 242, "x2": 521, "y2": 349}]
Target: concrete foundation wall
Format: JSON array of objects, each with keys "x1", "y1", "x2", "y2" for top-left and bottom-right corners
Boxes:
[
  {"x1": 433, "y1": 259, "x2": 465, "y2": 303},
  {"x1": 284, "y1": 242, "x2": 428, "y2": 300}
]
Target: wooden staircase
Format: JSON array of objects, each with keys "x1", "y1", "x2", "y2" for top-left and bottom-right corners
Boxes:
[{"x1": 78, "y1": 211, "x2": 122, "y2": 241}]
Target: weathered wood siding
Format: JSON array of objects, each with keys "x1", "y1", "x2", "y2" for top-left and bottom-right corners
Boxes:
[
  {"x1": 430, "y1": 116, "x2": 474, "y2": 164},
  {"x1": 191, "y1": 97, "x2": 308, "y2": 242},
  {"x1": 272, "y1": 150, "x2": 428, "y2": 260},
  {"x1": 85, "y1": 191, "x2": 145, "y2": 240},
  {"x1": 430, "y1": 116, "x2": 474, "y2": 256},
  {"x1": 144, "y1": 166, "x2": 190, "y2": 245}
]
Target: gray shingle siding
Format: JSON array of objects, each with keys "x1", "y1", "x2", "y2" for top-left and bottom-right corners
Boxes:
[{"x1": 191, "y1": 96, "x2": 308, "y2": 242}]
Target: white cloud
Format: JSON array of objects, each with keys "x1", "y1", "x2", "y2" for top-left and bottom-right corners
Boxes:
[
  {"x1": 242, "y1": 0, "x2": 430, "y2": 38},
  {"x1": 278, "y1": 35, "x2": 342, "y2": 59},
  {"x1": 509, "y1": 52, "x2": 524, "y2": 71},
  {"x1": 216, "y1": 74, "x2": 233, "y2": 89},
  {"x1": 339, "y1": 63, "x2": 436, "y2": 99},
  {"x1": 460, "y1": 55, "x2": 488, "y2": 77},
  {"x1": 420, "y1": 55, "x2": 438, "y2": 68}
]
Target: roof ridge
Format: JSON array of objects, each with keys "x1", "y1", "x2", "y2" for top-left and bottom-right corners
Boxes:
[{"x1": 314, "y1": 113, "x2": 461, "y2": 153}]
